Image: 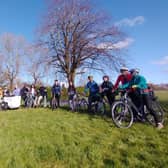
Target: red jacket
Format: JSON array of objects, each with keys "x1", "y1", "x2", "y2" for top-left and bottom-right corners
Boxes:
[{"x1": 114, "y1": 73, "x2": 132, "y2": 89}]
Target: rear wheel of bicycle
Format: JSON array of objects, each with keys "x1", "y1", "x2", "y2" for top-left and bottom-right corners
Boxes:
[
  {"x1": 78, "y1": 98, "x2": 88, "y2": 112},
  {"x1": 96, "y1": 101, "x2": 106, "y2": 116},
  {"x1": 151, "y1": 100, "x2": 164, "y2": 124},
  {"x1": 145, "y1": 112, "x2": 156, "y2": 126},
  {"x1": 111, "y1": 101, "x2": 134, "y2": 128}
]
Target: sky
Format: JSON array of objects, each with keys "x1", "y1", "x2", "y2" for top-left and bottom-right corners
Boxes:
[{"x1": 0, "y1": 0, "x2": 168, "y2": 84}]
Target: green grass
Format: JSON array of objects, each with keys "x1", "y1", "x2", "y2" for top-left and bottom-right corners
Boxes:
[
  {"x1": 0, "y1": 91, "x2": 167, "y2": 168},
  {"x1": 155, "y1": 90, "x2": 168, "y2": 111}
]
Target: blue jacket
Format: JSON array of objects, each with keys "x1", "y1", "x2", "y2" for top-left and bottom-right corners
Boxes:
[
  {"x1": 52, "y1": 84, "x2": 61, "y2": 95},
  {"x1": 121, "y1": 74, "x2": 148, "y2": 93},
  {"x1": 85, "y1": 81, "x2": 99, "y2": 95}
]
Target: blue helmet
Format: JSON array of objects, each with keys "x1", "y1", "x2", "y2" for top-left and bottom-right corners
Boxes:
[{"x1": 129, "y1": 68, "x2": 139, "y2": 74}]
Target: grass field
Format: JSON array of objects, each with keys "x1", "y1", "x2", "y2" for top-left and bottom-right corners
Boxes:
[{"x1": 0, "y1": 91, "x2": 167, "y2": 168}]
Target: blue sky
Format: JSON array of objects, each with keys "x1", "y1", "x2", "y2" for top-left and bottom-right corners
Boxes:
[{"x1": 0, "y1": 0, "x2": 168, "y2": 84}]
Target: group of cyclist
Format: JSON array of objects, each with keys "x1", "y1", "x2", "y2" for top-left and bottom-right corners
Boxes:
[
  {"x1": 1, "y1": 66, "x2": 163, "y2": 129},
  {"x1": 20, "y1": 84, "x2": 48, "y2": 107},
  {"x1": 83, "y1": 67, "x2": 164, "y2": 129}
]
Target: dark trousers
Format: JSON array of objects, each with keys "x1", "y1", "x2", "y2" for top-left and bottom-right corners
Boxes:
[
  {"x1": 88, "y1": 94, "x2": 101, "y2": 113},
  {"x1": 102, "y1": 92, "x2": 115, "y2": 107},
  {"x1": 129, "y1": 90, "x2": 143, "y2": 117},
  {"x1": 142, "y1": 94, "x2": 159, "y2": 124},
  {"x1": 129, "y1": 91, "x2": 159, "y2": 124},
  {"x1": 22, "y1": 96, "x2": 27, "y2": 107},
  {"x1": 53, "y1": 94, "x2": 60, "y2": 107}
]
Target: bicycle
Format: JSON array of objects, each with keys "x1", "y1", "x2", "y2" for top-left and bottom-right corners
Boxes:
[
  {"x1": 51, "y1": 94, "x2": 58, "y2": 111},
  {"x1": 89, "y1": 94, "x2": 106, "y2": 115},
  {"x1": 74, "y1": 93, "x2": 88, "y2": 112},
  {"x1": 148, "y1": 95, "x2": 164, "y2": 125},
  {"x1": 25, "y1": 92, "x2": 35, "y2": 108},
  {"x1": 111, "y1": 89, "x2": 164, "y2": 128}
]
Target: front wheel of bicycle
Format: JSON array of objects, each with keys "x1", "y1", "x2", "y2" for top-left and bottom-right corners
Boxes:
[{"x1": 111, "y1": 101, "x2": 134, "y2": 128}]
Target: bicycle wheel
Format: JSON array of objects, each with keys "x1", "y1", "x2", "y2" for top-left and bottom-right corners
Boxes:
[
  {"x1": 0, "y1": 102, "x2": 8, "y2": 110},
  {"x1": 51, "y1": 98, "x2": 57, "y2": 110},
  {"x1": 97, "y1": 101, "x2": 106, "y2": 116},
  {"x1": 145, "y1": 112, "x2": 156, "y2": 126},
  {"x1": 79, "y1": 98, "x2": 88, "y2": 112},
  {"x1": 111, "y1": 101, "x2": 134, "y2": 128},
  {"x1": 26, "y1": 97, "x2": 33, "y2": 108},
  {"x1": 151, "y1": 100, "x2": 164, "y2": 124}
]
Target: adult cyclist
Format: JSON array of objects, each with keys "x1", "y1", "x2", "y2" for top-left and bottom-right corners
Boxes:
[
  {"x1": 51, "y1": 80, "x2": 61, "y2": 108},
  {"x1": 113, "y1": 67, "x2": 132, "y2": 90},
  {"x1": 100, "y1": 75, "x2": 115, "y2": 107},
  {"x1": 121, "y1": 68, "x2": 164, "y2": 129},
  {"x1": 84, "y1": 76, "x2": 100, "y2": 113}
]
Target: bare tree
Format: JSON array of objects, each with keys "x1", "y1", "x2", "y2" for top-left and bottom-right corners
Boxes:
[
  {"x1": 39, "y1": 0, "x2": 126, "y2": 85},
  {"x1": 0, "y1": 65, "x2": 7, "y2": 86},
  {"x1": 0, "y1": 33, "x2": 27, "y2": 90},
  {"x1": 26, "y1": 45, "x2": 50, "y2": 86}
]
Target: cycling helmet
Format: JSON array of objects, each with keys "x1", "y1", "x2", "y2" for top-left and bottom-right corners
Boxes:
[
  {"x1": 120, "y1": 67, "x2": 128, "y2": 71},
  {"x1": 135, "y1": 68, "x2": 140, "y2": 73},
  {"x1": 103, "y1": 75, "x2": 109, "y2": 80},
  {"x1": 129, "y1": 68, "x2": 137, "y2": 74}
]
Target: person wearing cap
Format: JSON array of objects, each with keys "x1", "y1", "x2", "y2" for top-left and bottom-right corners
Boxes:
[
  {"x1": 113, "y1": 67, "x2": 132, "y2": 90},
  {"x1": 121, "y1": 68, "x2": 164, "y2": 129},
  {"x1": 100, "y1": 75, "x2": 115, "y2": 107},
  {"x1": 51, "y1": 80, "x2": 61, "y2": 108},
  {"x1": 84, "y1": 76, "x2": 100, "y2": 113}
]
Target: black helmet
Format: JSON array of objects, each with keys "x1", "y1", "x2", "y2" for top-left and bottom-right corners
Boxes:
[{"x1": 103, "y1": 75, "x2": 109, "y2": 80}]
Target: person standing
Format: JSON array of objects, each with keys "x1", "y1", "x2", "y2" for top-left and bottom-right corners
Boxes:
[
  {"x1": 100, "y1": 75, "x2": 115, "y2": 107},
  {"x1": 13, "y1": 85, "x2": 20, "y2": 96},
  {"x1": 52, "y1": 80, "x2": 61, "y2": 108},
  {"x1": 68, "y1": 81, "x2": 76, "y2": 111},
  {"x1": 38, "y1": 85, "x2": 48, "y2": 107},
  {"x1": 20, "y1": 84, "x2": 29, "y2": 107},
  {"x1": 84, "y1": 76, "x2": 100, "y2": 113}
]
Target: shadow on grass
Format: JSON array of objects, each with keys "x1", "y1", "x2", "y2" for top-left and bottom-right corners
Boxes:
[{"x1": 103, "y1": 159, "x2": 115, "y2": 167}]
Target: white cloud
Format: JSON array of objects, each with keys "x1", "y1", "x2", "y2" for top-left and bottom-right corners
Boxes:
[
  {"x1": 113, "y1": 38, "x2": 134, "y2": 49},
  {"x1": 152, "y1": 56, "x2": 168, "y2": 65},
  {"x1": 97, "y1": 38, "x2": 134, "y2": 50},
  {"x1": 115, "y1": 16, "x2": 145, "y2": 27}
]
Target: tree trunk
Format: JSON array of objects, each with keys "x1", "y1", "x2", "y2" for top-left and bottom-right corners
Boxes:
[
  {"x1": 67, "y1": 72, "x2": 75, "y2": 86},
  {"x1": 9, "y1": 78, "x2": 14, "y2": 91}
]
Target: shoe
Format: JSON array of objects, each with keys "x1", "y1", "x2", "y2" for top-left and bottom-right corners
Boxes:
[{"x1": 157, "y1": 123, "x2": 164, "y2": 129}]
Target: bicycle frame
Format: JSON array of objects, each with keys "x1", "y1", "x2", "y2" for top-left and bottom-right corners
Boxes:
[{"x1": 119, "y1": 90, "x2": 144, "y2": 118}]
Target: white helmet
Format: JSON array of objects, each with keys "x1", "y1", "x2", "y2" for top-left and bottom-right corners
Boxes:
[
  {"x1": 135, "y1": 68, "x2": 140, "y2": 73},
  {"x1": 120, "y1": 67, "x2": 128, "y2": 71}
]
